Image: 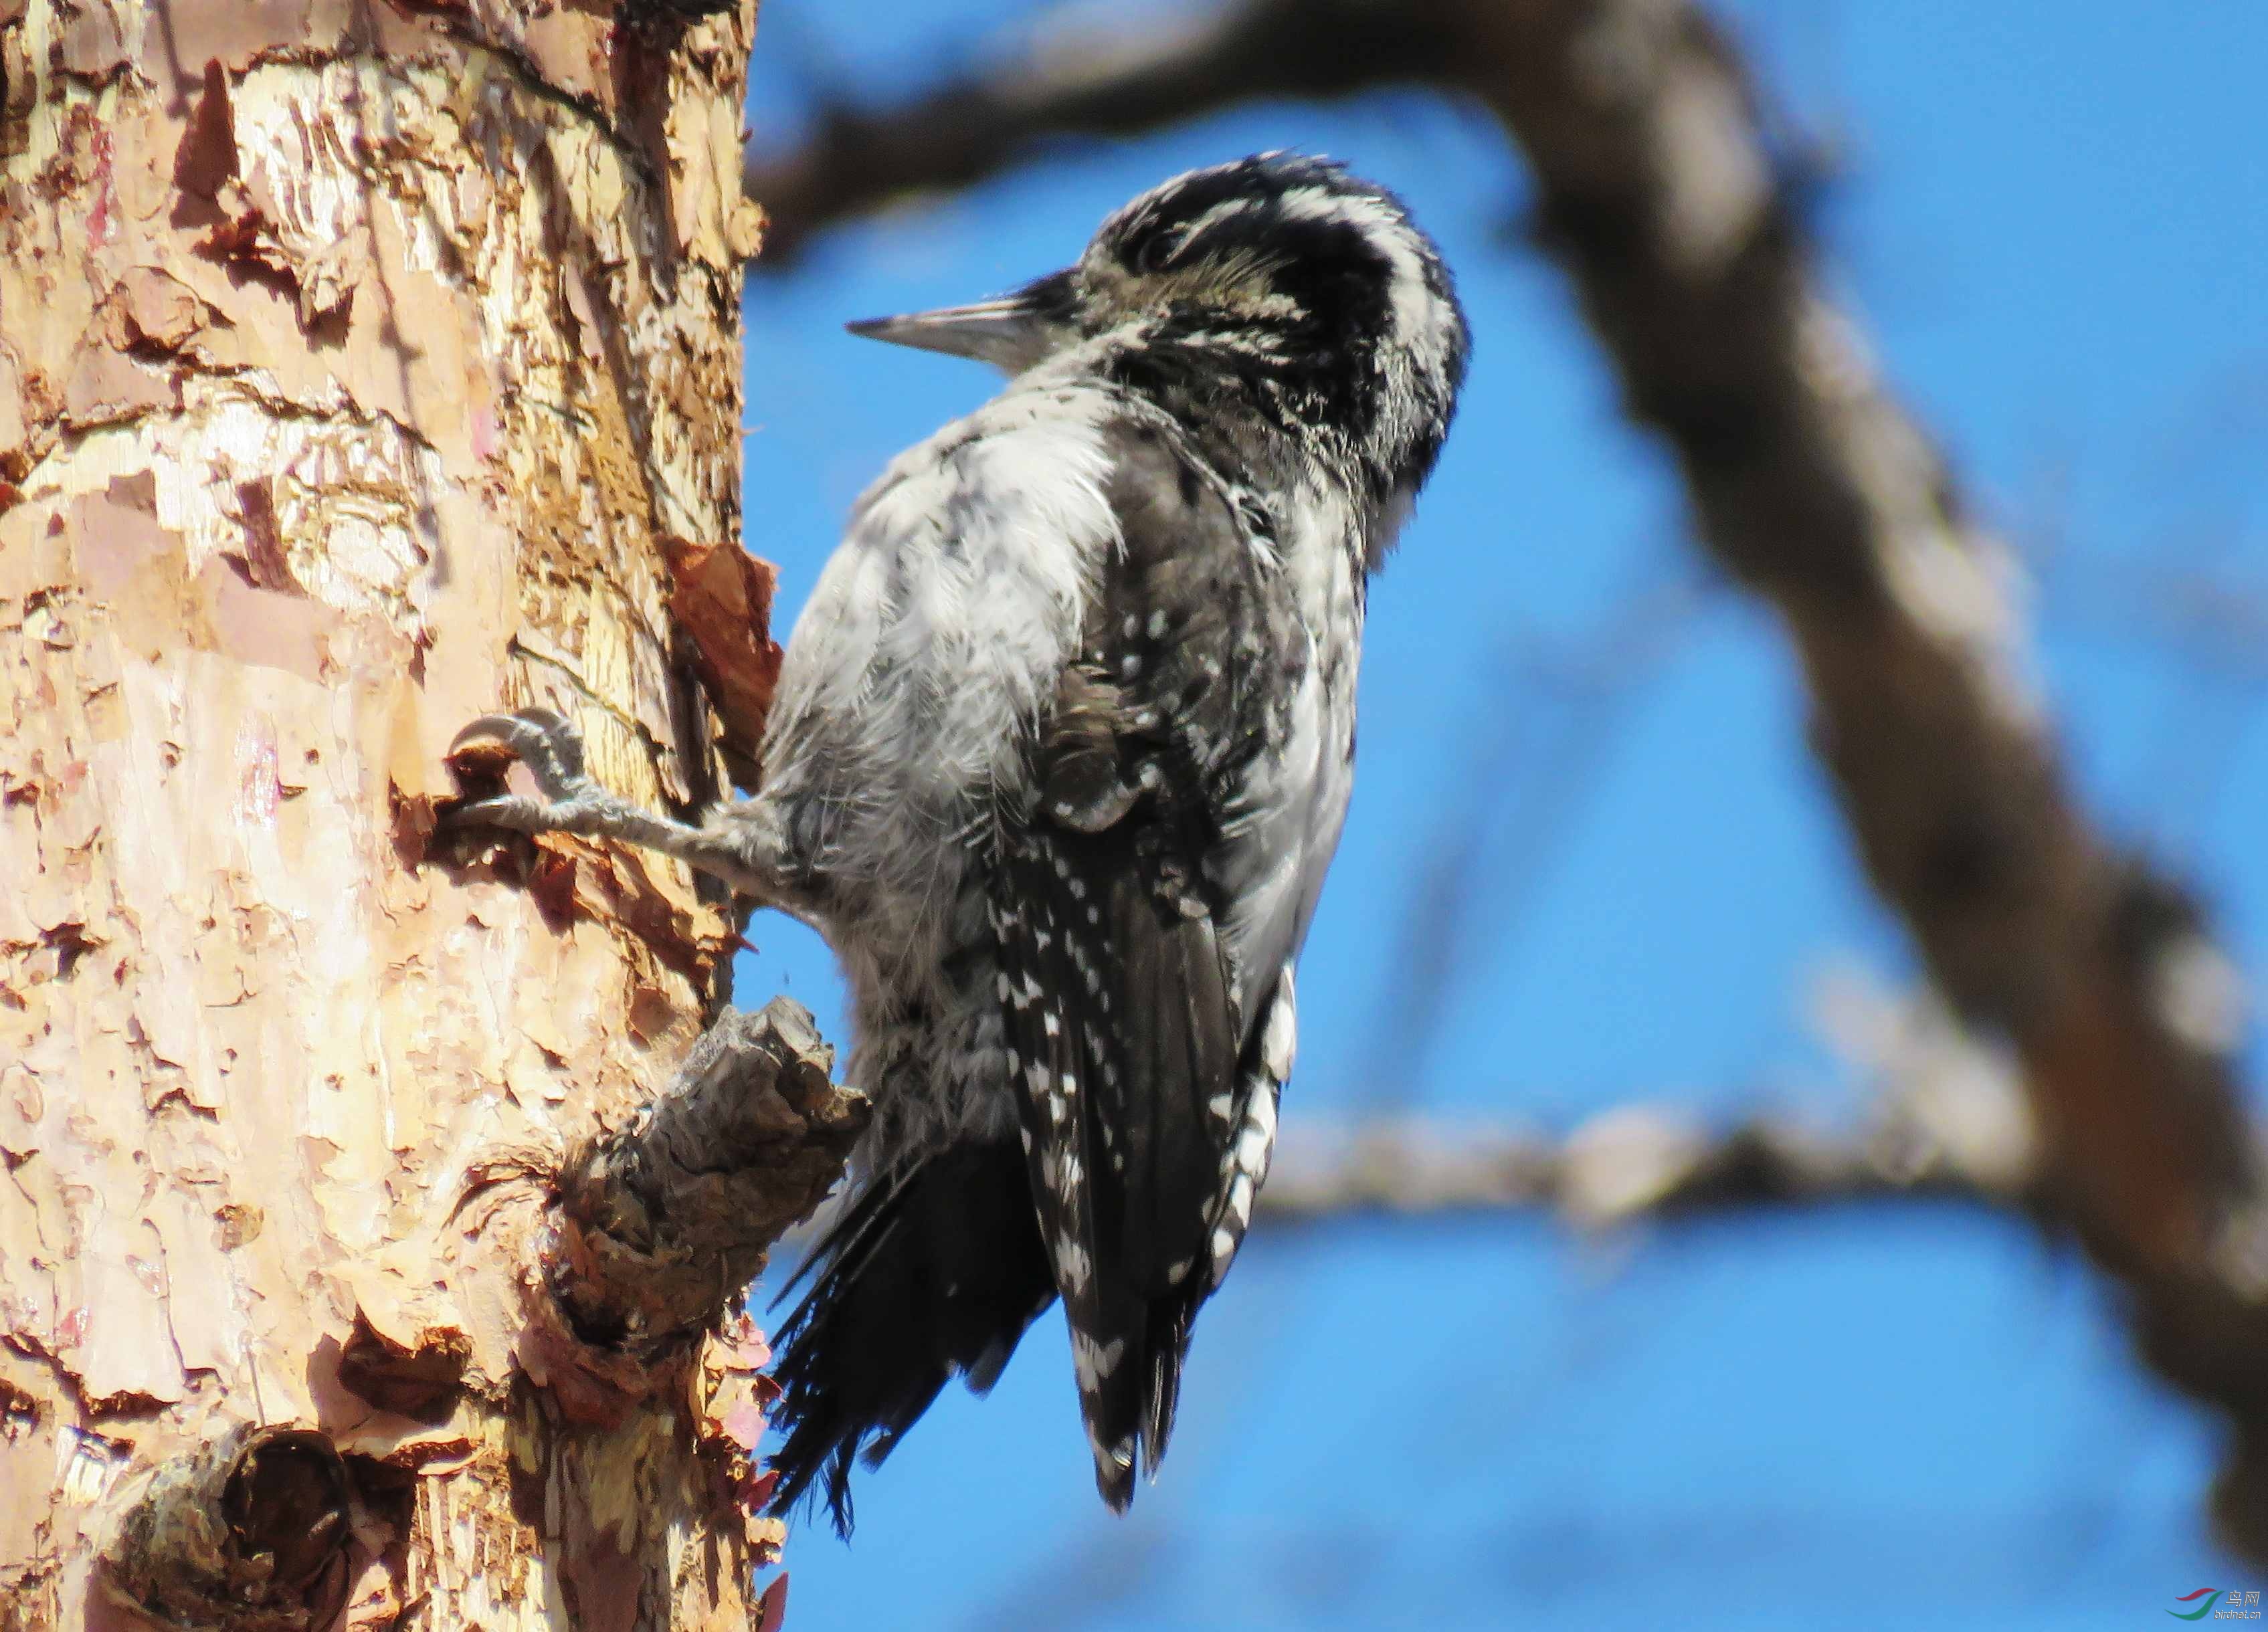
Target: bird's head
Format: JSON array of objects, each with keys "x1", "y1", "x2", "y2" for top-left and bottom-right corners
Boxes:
[{"x1": 850, "y1": 153, "x2": 1469, "y2": 501}]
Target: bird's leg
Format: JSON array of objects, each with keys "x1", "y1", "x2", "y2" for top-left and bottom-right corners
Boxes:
[{"x1": 444, "y1": 709, "x2": 801, "y2": 914}]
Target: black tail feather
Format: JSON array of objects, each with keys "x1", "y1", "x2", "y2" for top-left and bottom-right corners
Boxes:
[{"x1": 766, "y1": 1139, "x2": 1053, "y2": 1535}]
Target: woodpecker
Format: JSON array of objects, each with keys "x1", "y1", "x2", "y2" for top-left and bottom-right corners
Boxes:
[{"x1": 450, "y1": 152, "x2": 1467, "y2": 1529}]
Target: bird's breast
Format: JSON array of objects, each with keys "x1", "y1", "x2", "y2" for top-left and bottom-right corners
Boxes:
[{"x1": 760, "y1": 387, "x2": 1125, "y2": 915}]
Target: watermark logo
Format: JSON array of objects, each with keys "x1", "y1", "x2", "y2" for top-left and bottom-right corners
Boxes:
[{"x1": 2171, "y1": 1589, "x2": 2263, "y2": 1621}]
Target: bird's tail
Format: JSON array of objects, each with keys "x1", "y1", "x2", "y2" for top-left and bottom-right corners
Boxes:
[{"x1": 767, "y1": 1138, "x2": 1054, "y2": 1534}]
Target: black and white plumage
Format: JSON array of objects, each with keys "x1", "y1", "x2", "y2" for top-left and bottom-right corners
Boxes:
[{"x1": 449, "y1": 153, "x2": 1467, "y2": 1528}]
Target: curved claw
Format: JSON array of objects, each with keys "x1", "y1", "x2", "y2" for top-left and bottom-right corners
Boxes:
[
  {"x1": 440, "y1": 705, "x2": 783, "y2": 903},
  {"x1": 448, "y1": 708, "x2": 589, "y2": 801}
]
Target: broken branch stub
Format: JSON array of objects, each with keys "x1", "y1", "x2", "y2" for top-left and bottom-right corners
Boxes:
[
  {"x1": 547, "y1": 997, "x2": 866, "y2": 1362},
  {"x1": 101, "y1": 1426, "x2": 352, "y2": 1632}
]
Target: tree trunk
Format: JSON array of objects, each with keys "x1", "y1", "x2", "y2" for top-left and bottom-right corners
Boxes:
[{"x1": 0, "y1": 3, "x2": 842, "y2": 1626}]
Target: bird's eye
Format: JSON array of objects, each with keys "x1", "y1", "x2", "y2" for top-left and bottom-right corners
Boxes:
[{"x1": 1137, "y1": 233, "x2": 1177, "y2": 274}]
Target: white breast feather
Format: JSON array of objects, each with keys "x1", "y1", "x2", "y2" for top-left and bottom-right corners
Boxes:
[{"x1": 763, "y1": 381, "x2": 1123, "y2": 904}]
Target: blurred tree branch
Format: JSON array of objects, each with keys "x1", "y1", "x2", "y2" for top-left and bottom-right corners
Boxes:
[
  {"x1": 1265, "y1": 965, "x2": 2042, "y2": 1225},
  {"x1": 744, "y1": 0, "x2": 1452, "y2": 265},
  {"x1": 743, "y1": 0, "x2": 2268, "y2": 1556},
  {"x1": 1258, "y1": 1106, "x2": 2020, "y2": 1227}
]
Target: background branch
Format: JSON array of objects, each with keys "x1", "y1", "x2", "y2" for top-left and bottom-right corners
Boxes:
[
  {"x1": 1262, "y1": 1100, "x2": 2033, "y2": 1231},
  {"x1": 743, "y1": 0, "x2": 1456, "y2": 265},
  {"x1": 1270, "y1": 968, "x2": 2041, "y2": 1222},
  {"x1": 1259, "y1": 1112, "x2": 2009, "y2": 1223}
]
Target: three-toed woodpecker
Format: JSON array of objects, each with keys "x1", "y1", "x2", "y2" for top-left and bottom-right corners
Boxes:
[{"x1": 452, "y1": 152, "x2": 1467, "y2": 1528}]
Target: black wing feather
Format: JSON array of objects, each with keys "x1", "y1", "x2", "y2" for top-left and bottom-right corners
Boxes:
[
  {"x1": 994, "y1": 833, "x2": 1151, "y2": 1506},
  {"x1": 993, "y1": 415, "x2": 1303, "y2": 1497}
]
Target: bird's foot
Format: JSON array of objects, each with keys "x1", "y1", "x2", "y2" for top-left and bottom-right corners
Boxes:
[
  {"x1": 444, "y1": 707, "x2": 797, "y2": 908},
  {"x1": 444, "y1": 708, "x2": 638, "y2": 841}
]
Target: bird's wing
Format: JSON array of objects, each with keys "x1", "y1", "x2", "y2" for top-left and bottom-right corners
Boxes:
[{"x1": 992, "y1": 414, "x2": 1310, "y2": 1505}]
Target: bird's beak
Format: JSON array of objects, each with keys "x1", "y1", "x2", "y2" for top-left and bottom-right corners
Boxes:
[{"x1": 846, "y1": 275, "x2": 1073, "y2": 375}]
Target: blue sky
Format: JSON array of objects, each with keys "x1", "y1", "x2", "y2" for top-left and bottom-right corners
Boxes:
[{"x1": 733, "y1": 3, "x2": 2268, "y2": 1625}]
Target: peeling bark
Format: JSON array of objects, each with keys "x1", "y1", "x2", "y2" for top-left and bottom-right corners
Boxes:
[{"x1": 0, "y1": 1, "x2": 826, "y2": 1625}]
